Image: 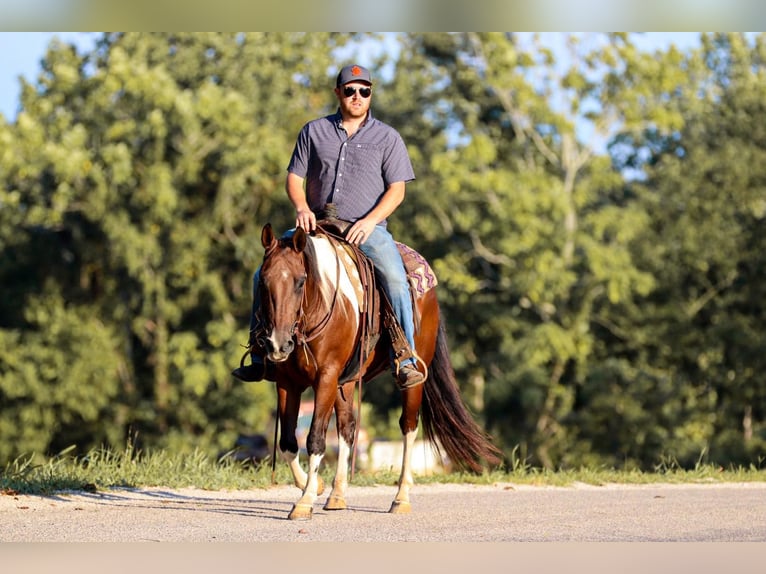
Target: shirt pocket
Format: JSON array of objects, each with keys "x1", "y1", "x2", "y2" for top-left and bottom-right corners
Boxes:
[{"x1": 347, "y1": 142, "x2": 385, "y2": 173}]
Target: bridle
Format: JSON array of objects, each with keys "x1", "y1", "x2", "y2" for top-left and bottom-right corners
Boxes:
[{"x1": 256, "y1": 230, "x2": 343, "y2": 366}]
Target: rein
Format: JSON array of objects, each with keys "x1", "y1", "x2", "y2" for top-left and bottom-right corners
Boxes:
[
  {"x1": 288, "y1": 229, "x2": 344, "y2": 381},
  {"x1": 294, "y1": 232, "x2": 342, "y2": 347}
]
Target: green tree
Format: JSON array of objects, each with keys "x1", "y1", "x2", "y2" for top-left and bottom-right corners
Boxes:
[
  {"x1": 611, "y1": 33, "x2": 766, "y2": 466},
  {"x1": 381, "y1": 33, "x2": 670, "y2": 468},
  {"x1": 0, "y1": 33, "x2": 348, "y2": 461}
]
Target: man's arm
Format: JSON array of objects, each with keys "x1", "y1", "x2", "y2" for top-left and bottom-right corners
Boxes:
[
  {"x1": 346, "y1": 181, "x2": 406, "y2": 245},
  {"x1": 286, "y1": 171, "x2": 316, "y2": 232}
]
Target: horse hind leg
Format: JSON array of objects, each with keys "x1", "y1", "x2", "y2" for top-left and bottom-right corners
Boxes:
[
  {"x1": 389, "y1": 428, "x2": 417, "y2": 514},
  {"x1": 324, "y1": 383, "x2": 357, "y2": 511},
  {"x1": 323, "y1": 435, "x2": 351, "y2": 510},
  {"x1": 390, "y1": 385, "x2": 423, "y2": 514}
]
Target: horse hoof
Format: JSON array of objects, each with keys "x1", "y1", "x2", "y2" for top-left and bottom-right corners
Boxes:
[
  {"x1": 389, "y1": 500, "x2": 412, "y2": 514},
  {"x1": 288, "y1": 503, "x2": 313, "y2": 520},
  {"x1": 323, "y1": 495, "x2": 347, "y2": 511}
]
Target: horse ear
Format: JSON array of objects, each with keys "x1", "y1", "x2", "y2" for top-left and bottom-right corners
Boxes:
[
  {"x1": 292, "y1": 227, "x2": 307, "y2": 253},
  {"x1": 261, "y1": 223, "x2": 276, "y2": 249}
]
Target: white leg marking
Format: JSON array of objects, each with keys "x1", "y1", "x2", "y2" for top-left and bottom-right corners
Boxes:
[
  {"x1": 394, "y1": 429, "x2": 417, "y2": 506},
  {"x1": 334, "y1": 436, "x2": 351, "y2": 493},
  {"x1": 389, "y1": 429, "x2": 417, "y2": 514},
  {"x1": 288, "y1": 451, "x2": 325, "y2": 520},
  {"x1": 300, "y1": 453, "x2": 325, "y2": 502},
  {"x1": 325, "y1": 436, "x2": 351, "y2": 510},
  {"x1": 282, "y1": 449, "x2": 308, "y2": 490}
]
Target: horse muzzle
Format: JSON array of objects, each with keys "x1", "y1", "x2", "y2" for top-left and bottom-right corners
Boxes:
[{"x1": 262, "y1": 331, "x2": 295, "y2": 363}]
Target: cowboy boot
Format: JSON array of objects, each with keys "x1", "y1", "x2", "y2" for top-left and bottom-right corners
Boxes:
[
  {"x1": 231, "y1": 361, "x2": 267, "y2": 382},
  {"x1": 384, "y1": 311, "x2": 426, "y2": 389},
  {"x1": 232, "y1": 327, "x2": 276, "y2": 382},
  {"x1": 397, "y1": 362, "x2": 425, "y2": 388}
]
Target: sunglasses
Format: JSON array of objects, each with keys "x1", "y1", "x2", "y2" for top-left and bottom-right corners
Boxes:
[{"x1": 342, "y1": 86, "x2": 372, "y2": 98}]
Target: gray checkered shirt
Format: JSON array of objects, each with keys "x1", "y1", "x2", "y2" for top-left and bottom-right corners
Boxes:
[{"x1": 286, "y1": 110, "x2": 415, "y2": 227}]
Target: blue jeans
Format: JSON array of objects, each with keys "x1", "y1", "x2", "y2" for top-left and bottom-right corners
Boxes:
[
  {"x1": 359, "y1": 225, "x2": 417, "y2": 367},
  {"x1": 248, "y1": 226, "x2": 416, "y2": 368}
]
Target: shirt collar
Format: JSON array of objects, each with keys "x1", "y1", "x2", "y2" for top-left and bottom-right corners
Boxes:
[{"x1": 333, "y1": 108, "x2": 373, "y2": 130}]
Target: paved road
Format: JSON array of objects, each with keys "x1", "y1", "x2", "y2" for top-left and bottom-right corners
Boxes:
[{"x1": 2, "y1": 481, "x2": 765, "y2": 542}]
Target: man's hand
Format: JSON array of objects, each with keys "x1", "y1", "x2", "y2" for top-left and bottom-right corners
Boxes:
[
  {"x1": 347, "y1": 218, "x2": 376, "y2": 245},
  {"x1": 295, "y1": 208, "x2": 316, "y2": 232}
]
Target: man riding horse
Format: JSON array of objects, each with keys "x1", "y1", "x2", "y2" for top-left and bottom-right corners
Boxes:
[{"x1": 233, "y1": 64, "x2": 425, "y2": 389}]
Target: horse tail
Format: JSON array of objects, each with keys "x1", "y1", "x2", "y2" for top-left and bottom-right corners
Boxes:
[{"x1": 420, "y1": 317, "x2": 503, "y2": 473}]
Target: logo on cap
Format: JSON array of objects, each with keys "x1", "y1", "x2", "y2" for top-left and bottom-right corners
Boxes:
[{"x1": 351, "y1": 66, "x2": 363, "y2": 76}]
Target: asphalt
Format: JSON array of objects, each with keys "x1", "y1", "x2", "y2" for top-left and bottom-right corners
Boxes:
[{"x1": 2, "y1": 481, "x2": 765, "y2": 542}]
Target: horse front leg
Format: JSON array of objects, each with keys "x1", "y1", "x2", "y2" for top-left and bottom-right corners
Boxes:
[
  {"x1": 288, "y1": 379, "x2": 336, "y2": 520},
  {"x1": 390, "y1": 385, "x2": 424, "y2": 514},
  {"x1": 288, "y1": 453, "x2": 324, "y2": 520},
  {"x1": 276, "y1": 385, "x2": 324, "y2": 498},
  {"x1": 324, "y1": 381, "x2": 357, "y2": 511},
  {"x1": 282, "y1": 450, "x2": 326, "y2": 497}
]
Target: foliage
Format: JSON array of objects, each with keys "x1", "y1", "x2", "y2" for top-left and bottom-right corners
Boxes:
[
  {"x1": 1, "y1": 32, "x2": 765, "y2": 472},
  {"x1": 2, "y1": 444, "x2": 764, "y2": 497},
  {"x1": 1, "y1": 33, "x2": 346, "y2": 461}
]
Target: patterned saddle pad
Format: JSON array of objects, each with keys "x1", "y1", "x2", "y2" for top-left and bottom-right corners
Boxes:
[
  {"x1": 333, "y1": 240, "x2": 438, "y2": 311},
  {"x1": 396, "y1": 242, "x2": 438, "y2": 297}
]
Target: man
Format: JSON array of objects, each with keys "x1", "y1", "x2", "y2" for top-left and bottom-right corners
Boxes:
[{"x1": 232, "y1": 64, "x2": 425, "y2": 388}]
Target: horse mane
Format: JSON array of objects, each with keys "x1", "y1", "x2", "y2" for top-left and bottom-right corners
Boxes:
[
  {"x1": 299, "y1": 234, "x2": 320, "y2": 281},
  {"x1": 298, "y1": 233, "x2": 335, "y2": 308}
]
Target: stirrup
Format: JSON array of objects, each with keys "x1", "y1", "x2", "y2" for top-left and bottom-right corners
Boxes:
[
  {"x1": 232, "y1": 362, "x2": 267, "y2": 383},
  {"x1": 394, "y1": 354, "x2": 428, "y2": 390}
]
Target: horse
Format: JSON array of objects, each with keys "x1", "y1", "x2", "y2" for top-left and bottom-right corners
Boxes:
[{"x1": 256, "y1": 222, "x2": 502, "y2": 520}]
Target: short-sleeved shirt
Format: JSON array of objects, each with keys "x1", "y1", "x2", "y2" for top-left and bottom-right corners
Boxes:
[{"x1": 287, "y1": 110, "x2": 415, "y2": 227}]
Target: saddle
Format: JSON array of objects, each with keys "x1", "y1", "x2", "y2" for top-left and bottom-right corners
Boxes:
[{"x1": 314, "y1": 215, "x2": 437, "y2": 387}]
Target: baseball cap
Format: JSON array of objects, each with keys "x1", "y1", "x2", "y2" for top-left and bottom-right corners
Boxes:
[{"x1": 336, "y1": 64, "x2": 372, "y2": 87}]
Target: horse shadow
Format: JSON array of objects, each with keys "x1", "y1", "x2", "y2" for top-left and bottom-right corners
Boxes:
[{"x1": 53, "y1": 487, "x2": 389, "y2": 520}]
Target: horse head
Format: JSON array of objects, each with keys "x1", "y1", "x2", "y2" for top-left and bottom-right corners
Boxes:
[{"x1": 258, "y1": 223, "x2": 309, "y2": 363}]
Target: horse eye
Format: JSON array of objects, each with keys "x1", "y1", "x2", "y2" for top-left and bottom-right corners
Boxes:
[{"x1": 296, "y1": 276, "x2": 306, "y2": 290}]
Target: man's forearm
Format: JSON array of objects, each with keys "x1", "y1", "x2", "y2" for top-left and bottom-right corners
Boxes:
[
  {"x1": 286, "y1": 173, "x2": 309, "y2": 211},
  {"x1": 286, "y1": 172, "x2": 316, "y2": 231},
  {"x1": 365, "y1": 181, "x2": 406, "y2": 225}
]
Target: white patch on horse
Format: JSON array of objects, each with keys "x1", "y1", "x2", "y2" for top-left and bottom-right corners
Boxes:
[{"x1": 311, "y1": 237, "x2": 360, "y2": 324}]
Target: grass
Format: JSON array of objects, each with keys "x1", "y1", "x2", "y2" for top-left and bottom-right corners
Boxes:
[
  {"x1": 1, "y1": 444, "x2": 284, "y2": 496},
  {"x1": 2, "y1": 444, "x2": 765, "y2": 496}
]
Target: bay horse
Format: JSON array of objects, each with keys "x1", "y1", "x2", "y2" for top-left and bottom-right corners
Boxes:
[{"x1": 257, "y1": 223, "x2": 501, "y2": 520}]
